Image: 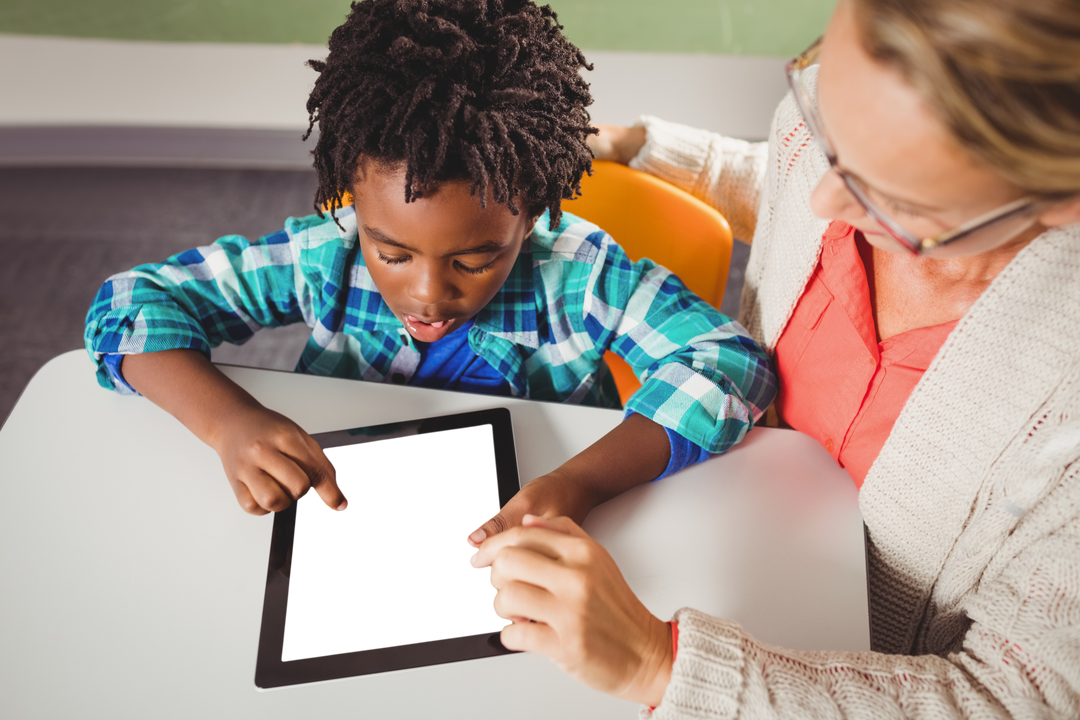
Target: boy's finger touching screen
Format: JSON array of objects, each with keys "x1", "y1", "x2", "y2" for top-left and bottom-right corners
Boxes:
[{"x1": 215, "y1": 405, "x2": 346, "y2": 516}]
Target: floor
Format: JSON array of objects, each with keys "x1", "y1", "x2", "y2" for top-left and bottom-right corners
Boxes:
[{"x1": 0, "y1": 166, "x2": 748, "y2": 425}]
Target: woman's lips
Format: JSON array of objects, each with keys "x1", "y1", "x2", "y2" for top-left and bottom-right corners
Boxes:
[{"x1": 403, "y1": 315, "x2": 456, "y2": 342}]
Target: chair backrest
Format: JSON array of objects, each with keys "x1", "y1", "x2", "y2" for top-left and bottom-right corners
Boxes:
[
  {"x1": 562, "y1": 160, "x2": 734, "y2": 404},
  {"x1": 562, "y1": 160, "x2": 733, "y2": 308}
]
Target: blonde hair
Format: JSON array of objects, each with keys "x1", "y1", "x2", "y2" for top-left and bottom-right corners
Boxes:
[{"x1": 853, "y1": 0, "x2": 1080, "y2": 199}]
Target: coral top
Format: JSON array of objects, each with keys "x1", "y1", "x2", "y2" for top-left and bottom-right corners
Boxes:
[{"x1": 773, "y1": 221, "x2": 957, "y2": 488}]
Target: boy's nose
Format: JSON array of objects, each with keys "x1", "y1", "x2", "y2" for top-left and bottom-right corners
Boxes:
[{"x1": 408, "y1": 264, "x2": 456, "y2": 305}]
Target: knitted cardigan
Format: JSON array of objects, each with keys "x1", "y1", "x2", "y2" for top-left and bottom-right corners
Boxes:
[{"x1": 630, "y1": 77, "x2": 1080, "y2": 719}]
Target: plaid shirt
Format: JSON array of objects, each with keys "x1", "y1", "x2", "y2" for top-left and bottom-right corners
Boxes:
[{"x1": 85, "y1": 208, "x2": 775, "y2": 454}]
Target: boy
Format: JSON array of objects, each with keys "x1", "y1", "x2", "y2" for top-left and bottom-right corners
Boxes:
[{"x1": 84, "y1": 0, "x2": 776, "y2": 541}]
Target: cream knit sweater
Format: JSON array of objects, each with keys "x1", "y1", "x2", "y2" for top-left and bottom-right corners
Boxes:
[{"x1": 629, "y1": 79, "x2": 1080, "y2": 719}]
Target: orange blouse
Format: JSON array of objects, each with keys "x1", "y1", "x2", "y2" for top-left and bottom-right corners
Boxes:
[{"x1": 773, "y1": 221, "x2": 957, "y2": 488}]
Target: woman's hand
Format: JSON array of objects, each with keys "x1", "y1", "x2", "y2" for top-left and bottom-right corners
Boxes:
[
  {"x1": 588, "y1": 124, "x2": 648, "y2": 165},
  {"x1": 210, "y1": 403, "x2": 346, "y2": 515},
  {"x1": 471, "y1": 515, "x2": 673, "y2": 707}
]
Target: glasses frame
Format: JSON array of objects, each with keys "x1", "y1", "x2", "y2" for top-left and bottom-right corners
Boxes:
[{"x1": 785, "y1": 37, "x2": 1040, "y2": 256}]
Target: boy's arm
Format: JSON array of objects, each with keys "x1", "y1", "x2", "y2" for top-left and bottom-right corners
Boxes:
[
  {"x1": 121, "y1": 348, "x2": 347, "y2": 514},
  {"x1": 84, "y1": 228, "x2": 315, "y2": 392},
  {"x1": 469, "y1": 229, "x2": 777, "y2": 545},
  {"x1": 85, "y1": 222, "x2": 348, "y2": 514}
]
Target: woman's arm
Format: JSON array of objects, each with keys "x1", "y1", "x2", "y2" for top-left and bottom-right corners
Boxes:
[
  {"x1": 474, "y1": 508, "x2": 1080, "y2": 719},
  {"x1": 590, "y1": 119, "x2": 770, "y2": 244}
]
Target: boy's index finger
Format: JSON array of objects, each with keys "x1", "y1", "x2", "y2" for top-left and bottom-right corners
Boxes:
[{"x1": 298, "y1": 441, "x2": 348, "y2": 511}]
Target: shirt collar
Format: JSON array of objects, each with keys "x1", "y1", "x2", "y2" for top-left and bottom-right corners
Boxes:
[{"x1": 474, "y1": 242, "x2": 539, "y2": 348}]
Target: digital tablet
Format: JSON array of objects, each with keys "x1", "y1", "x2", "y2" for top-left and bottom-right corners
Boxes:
[{"x1": 255, "y1": 408, "x2": 520, "y2": 689}]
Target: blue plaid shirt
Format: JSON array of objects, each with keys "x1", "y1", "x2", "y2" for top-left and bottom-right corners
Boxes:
[{"x1": 85, "y1": 207, "x2": 775, "y2": 455}]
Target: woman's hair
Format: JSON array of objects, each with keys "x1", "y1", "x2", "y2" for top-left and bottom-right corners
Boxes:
[
  {"x1": 304, "y1": 0, "x2": 595, "y2": 228},
  {"x1": 852, "y1": 0, "x2": 1080, "y2": 198}
]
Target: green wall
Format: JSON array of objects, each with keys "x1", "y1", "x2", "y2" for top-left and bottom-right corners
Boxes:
[{"x1": 0, "y1": 0, "x2": 833, "y2": 56}]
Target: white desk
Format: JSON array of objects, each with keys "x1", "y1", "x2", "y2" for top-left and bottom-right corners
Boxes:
[{"x1": 0, "y1": 351, "x2": 868, "y2": 719}]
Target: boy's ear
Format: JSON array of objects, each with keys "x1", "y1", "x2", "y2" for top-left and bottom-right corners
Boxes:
[{"x1": 522, "y1": 215, "x2": 541, "y2": 243}]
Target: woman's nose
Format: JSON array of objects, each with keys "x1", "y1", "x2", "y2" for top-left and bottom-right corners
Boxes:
[{"x1": 810, "y1": 169, "x2": 864, "y2": 223}]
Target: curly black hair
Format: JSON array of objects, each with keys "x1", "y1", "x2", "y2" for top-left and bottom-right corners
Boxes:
[{"x1": 303, "y1": 0, "x2": 596, "y2": 229}]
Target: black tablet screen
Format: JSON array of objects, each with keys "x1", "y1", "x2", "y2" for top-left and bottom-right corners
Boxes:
[{"x1": 284, "y1": 423, "x2": 503, "y2": 659}]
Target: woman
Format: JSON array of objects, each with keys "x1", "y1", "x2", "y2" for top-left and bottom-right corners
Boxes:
[{"x1": 471, "y1": 0, "x2": 1080, "y2": 716}]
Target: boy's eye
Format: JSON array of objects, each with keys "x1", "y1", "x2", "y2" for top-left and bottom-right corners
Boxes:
[
  {"x1": 376, "y1": 250, "x2": 410, "y2": 265},
  {"x1": 455, "y1": 259, "x2": 495, "y2": 275}
]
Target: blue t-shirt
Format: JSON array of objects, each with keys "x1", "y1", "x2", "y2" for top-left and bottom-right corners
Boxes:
[
  {"x1": 409, "y1": 320, "x2": 510, "y2": 396},
  {"x1": 410, "y1": 319, "x2": 707, "y2": 480}
]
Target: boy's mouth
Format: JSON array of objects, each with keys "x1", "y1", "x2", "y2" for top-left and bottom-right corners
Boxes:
[{"x1": 403, "y1": 315, "x2": 456, "y2": 343}]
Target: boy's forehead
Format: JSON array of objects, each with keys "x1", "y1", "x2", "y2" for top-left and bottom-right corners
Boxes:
[{"x1": 352, "y1": 163, "x2": 533, "y2": 250}]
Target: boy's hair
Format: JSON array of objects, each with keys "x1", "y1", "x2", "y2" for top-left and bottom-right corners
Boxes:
[{"x1": 304, "y1": 0, "x2": 596, "y2": 228}]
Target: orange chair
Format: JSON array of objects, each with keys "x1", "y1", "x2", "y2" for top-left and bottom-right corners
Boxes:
[{"x1": 561, "y1": 160, "x2": 734, "y2": 404}]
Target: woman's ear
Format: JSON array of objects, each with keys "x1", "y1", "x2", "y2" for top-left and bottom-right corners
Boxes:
[{"x1": 1038, "y1": 196, "x2": 1080, "y2": 228}]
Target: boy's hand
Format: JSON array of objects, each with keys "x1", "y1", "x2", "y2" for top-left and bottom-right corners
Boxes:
[
  {"x1": 471, "y1": 514, "x2": 673, "y2": 707},
  {"x1": 121, "y1": 349, "x2": 348, "y2": 517},
  {"x1": 468, "y1": 471, "x2": 593, "y2": 547},
  {"x1": 466, "y1": 413, "x2": 671, "y2": 547},
  {"x1": 210, "y1": 404, "x2": 347, "y2": 515}
]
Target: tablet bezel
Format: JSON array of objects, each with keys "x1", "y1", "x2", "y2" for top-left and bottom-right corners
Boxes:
[{"x1": 255, "y1": 408, "x2": 520, "y2": 689}]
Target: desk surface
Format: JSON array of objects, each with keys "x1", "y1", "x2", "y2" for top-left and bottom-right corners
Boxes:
[{"x1": 0, "y1": 351, "x2": 867, "y2": 719}]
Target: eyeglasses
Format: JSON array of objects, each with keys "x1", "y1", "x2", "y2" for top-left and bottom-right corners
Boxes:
[{"x1": 786, "y1": 37, "x2": 1042, "y2": 257}]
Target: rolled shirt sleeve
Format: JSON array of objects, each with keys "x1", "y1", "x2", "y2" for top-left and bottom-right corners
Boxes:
[{"x1": 84, "y1": 229, "x2": 311, "y2": 391}]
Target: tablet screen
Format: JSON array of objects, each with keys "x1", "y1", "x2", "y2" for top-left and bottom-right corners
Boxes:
[
  {"x1": 281, "y1": 425, "x2": 504, "y2": 661},
  {"x1": 255, "y1": 408, "x2": 520, "y2": 688}
]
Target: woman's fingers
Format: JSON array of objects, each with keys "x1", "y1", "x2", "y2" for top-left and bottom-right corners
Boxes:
[
  {"x1": 474, "y1": 515, "x2": 673, "y2": 706},
  {"x1": 521, "y1": 513, "x2": 588, "y2": 537},
  {"x1": 493, "y1": 577, "x2": 560, "y2": 626},
  {"x1": 471, "y1": 520, "x2": 586, "y2": 569},
  {"x1": 488, "y1": 543, "x2": 569, "y2": 594},
  {"x1": 500, "y1": 617, "x2": 561, "y2": 656}
]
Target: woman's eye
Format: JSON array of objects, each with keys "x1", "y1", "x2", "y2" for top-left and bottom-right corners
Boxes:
[
  {"x1": 377, "y1": 251, "x2": 410, "y2": 265},
  {"x1": 880, "y1": 196, "x2": 925, "y2": 220},
  {"x1": 455, "y1": 260, "x2": 494, "y2": 275}
]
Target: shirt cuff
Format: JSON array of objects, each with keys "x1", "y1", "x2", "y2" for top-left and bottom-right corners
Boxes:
[
  {"x1": 102, "y1": 353, "x2": 140, "y2": 396},
  {"x1": 625, "y1": 411, "x2": 713, "y2": 480}
]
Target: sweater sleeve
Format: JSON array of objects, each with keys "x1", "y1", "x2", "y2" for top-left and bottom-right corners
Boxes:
[
  {"x1": 643, "y1": 516, "x2": 1080, "y2": 720},
  {"x1": 84, "y1": 228, "x2": 314, "y2": 391},
  {"x1": 628, "y1": 116, "x2": 769, "y2": 244}
]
